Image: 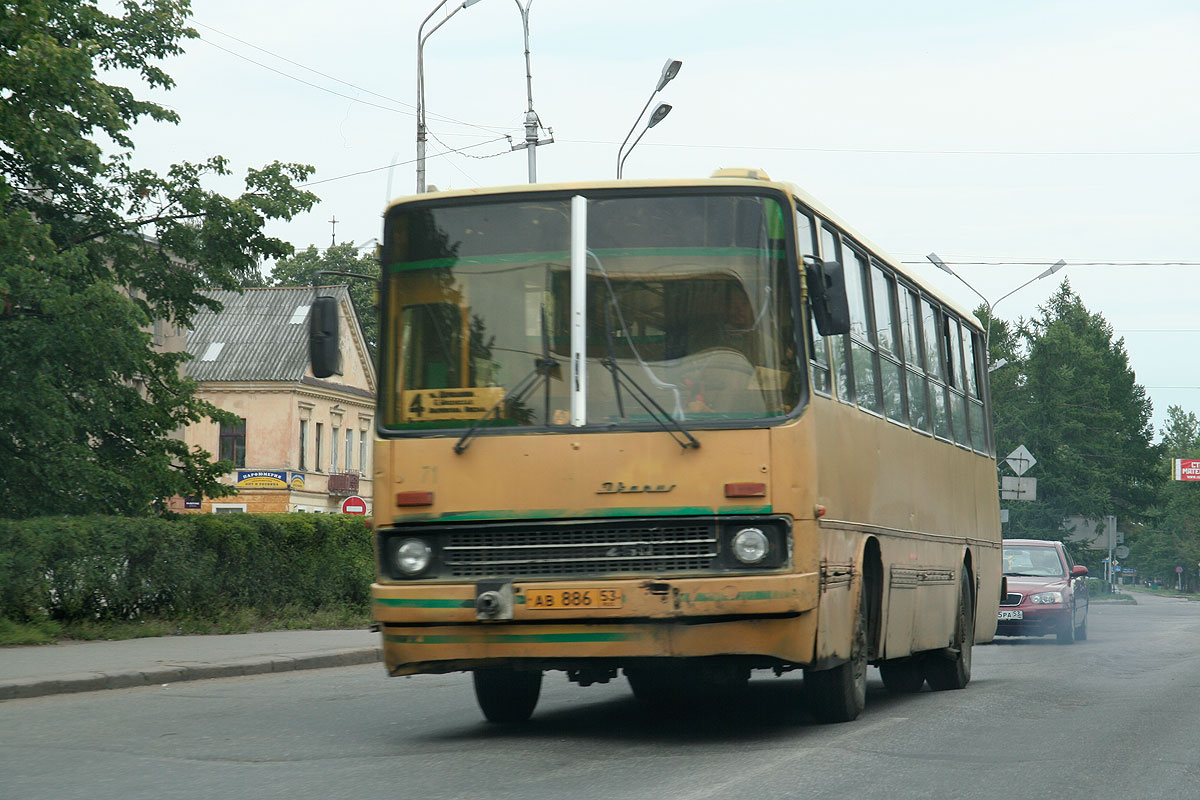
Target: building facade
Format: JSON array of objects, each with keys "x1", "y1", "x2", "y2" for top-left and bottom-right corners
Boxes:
[{"x1": 170, "y1": 285, "x2": 376, "y2": 515}]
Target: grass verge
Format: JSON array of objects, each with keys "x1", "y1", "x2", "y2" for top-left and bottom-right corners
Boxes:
[{"x1": 0, "y1": 605, "x2": 372, "y2": 647}]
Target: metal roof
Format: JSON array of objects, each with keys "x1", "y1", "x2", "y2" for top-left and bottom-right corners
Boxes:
[{"x1": 186, "y1": 286, "x2": 352, "y2": 383}]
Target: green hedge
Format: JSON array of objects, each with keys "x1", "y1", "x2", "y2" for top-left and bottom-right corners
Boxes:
[{"x1": 0, "y1": 514, "x2": 374, "y2": 624}]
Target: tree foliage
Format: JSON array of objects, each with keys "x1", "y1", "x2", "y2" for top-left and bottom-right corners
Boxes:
[
  {"x1": 991, "y1": 281, "x2": 1164, "y2": 562},
  {"x1": 0, "y1": 1, "x2": 318, "y2": 518},
  {"x1": 1131, "y1": 406, "x2": 1200, "y2": 587},
  {"x1": 268, "y1": 242, "x2": 380, "y2": 360}
]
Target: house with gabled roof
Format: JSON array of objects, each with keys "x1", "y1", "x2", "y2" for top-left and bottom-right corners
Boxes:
[{"x1": 170, "y1": 285, "x2": 376, "y2": 515}]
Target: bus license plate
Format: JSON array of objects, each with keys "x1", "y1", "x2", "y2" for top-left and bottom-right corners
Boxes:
[
  {"x1": 998, "y1": 609, "x2": 1023, "y2": 620},
  {"x1": 525, "y1": 588, "x2": 622, "y2": 610}
]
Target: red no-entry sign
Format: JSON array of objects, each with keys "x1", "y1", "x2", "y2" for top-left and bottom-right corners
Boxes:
[{"x1": 341, "y1": 495, "x2": 367, "y2": 515}]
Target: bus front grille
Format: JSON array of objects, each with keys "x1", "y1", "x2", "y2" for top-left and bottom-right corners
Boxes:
[{"x1": 442, "y1": 522, "x2": 719, "y2": 578}]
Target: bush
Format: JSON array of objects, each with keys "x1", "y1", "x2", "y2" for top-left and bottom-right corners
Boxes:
[{"x1": 0, "y1": 514, "x2": 373, "y2": 626}]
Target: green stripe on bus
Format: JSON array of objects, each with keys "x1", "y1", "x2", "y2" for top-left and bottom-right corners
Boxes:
[
  {"x1": 373, "y1": 598, "x2": 467, "y2": 608},
  {"x1": 391, "y1": 506, "x2": 772, "y2": 522},
  {"x1": 685, "y1": 590, "x2": 788, "y2": 602},
  {"x1": 389, "y1": 246, "x2": 786, "y2": 272},
  {"x1": 384, "y1": 632, "x2": 641, "y2": 644}
]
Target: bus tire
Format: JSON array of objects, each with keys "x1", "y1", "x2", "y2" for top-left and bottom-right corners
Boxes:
[
  {"x1": 472, "y1": 667, "x2": 542, "y2": 723},
  {"x1": 925, "y1": 567, "x2": 974, "y2": 691},
  {"x1": 879, "y1": 658, "x2": 925, "y2": 694},
  {"x1": 805, "y1": 583, "x2": 868, "y2": 723}
]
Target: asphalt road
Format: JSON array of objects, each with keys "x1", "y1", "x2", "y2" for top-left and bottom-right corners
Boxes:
[{"x1": 3, "y1": 592, "x2": 1198, "y2": 800}]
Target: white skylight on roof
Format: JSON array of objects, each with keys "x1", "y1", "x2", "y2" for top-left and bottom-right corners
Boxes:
[
  {"x1": 290, "y1": 304, "x2": 311, "y2": 324},
  {"x1": 201, "y1": 342, "x2": 225, "y2": 361}
]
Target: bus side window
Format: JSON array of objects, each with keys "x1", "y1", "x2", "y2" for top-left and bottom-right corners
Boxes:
[
  {"x1": 871, "y1": 263, "x2": 904, "y2": 423},
  {"x1": 798, "y1": 207, "x2": 831, "y2": 395},
  {"x1": 900, "y1": 288, "x2": 931, "y2": 432},
  {"x1": 844, "y1": 247, "x2": 879, "y2": 414},
  {"x1": 921, "y1": 298, "x2": 952, "y2": 441},
  {"x1": 820, "y1": 226, "x2": 852, "y2": 405}
]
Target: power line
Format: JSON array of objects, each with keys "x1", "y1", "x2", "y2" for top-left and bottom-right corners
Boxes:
[
  {"x1": 192, "y1": 24, "x2": 517, "y2": 136},
  {"x1": 557, "y1": 138, "x2": 1200, "y2": 157},
  {"x1": 297, "y1": 137, "x2": 510, "y2": 188}
]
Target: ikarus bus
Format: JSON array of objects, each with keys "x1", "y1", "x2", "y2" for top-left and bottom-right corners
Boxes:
[{"x1": 310, "y1": 168, "x2": 1002, "y2": 724}]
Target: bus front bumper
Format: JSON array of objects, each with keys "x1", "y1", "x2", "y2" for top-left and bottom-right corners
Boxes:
[{"x1": 372, "y1": 573, "x2": 819, "y2": 675}]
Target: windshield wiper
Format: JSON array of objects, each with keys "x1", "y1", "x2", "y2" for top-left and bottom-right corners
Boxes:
[
  {"x1": 454, "y1": 307, "x2": 559, "y2": 454},
  {"x1": 597, "y1": 354, "x2": 700, "y2": 450},
  {"x1": 589, "y1": 252, "x2": 698, "y2": 451}
]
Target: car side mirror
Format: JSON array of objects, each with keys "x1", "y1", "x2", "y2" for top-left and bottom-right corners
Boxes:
[
  {"x1": 803, "y1": 255, "x2": 851, "y2": 336},
  {"x1": 310, "y1": 295, "x2": 340, "y2": 378},
  {"x1": 1071, "y1": 565, "x2": 1089, "y2": 578}
]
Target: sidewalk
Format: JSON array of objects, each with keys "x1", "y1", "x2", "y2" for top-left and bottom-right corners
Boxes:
[{"x1": 0, "y1": 628, "x2": 382, "y2": 701}]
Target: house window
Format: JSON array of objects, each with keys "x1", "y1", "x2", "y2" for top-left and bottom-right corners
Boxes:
[
  {"x1": 315, "y1": 422, "x2": 323, "y2": 472},
  {"x1": 298, "y1": 419, "x2": 308, "y2": 471},
  {"x1": 219, "y1": 418, "x2": 246, "y2": 468},
  {"x1": 359, "y1": 427, "x2": 369, "y2": 475},
  {"x1": 331, "y1": 427, "x2": 340, "y2": 472},
  {"x1": 345, "y1": 425, "x2": 354, "y2": 472},
  {"x1": 212, "y1": 504, "x2": 247, "y2": 514}
]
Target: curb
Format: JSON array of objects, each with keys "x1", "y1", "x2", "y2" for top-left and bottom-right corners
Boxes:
[{"x1": 0, "y1": 646, "x2": 382, "y2": 701}]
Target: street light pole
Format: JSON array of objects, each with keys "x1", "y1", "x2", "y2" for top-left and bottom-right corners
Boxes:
[
  {"x1": 927, "y1": 253, "x2": 1066, "y2": 365},
  {"x1": 509, "y1": 0, "x2": 553, "y2": 182},
  {"x1": 416, "y1": 0, "x2": 485, "y2": 194},
  {"x1": 616, "y1": 58, "x2": 682, "y2": 179}
]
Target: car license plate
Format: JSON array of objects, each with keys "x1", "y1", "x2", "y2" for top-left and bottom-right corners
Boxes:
[
  {"x1": 525, "y1": 588, "x2": 622, "y2": 610},
  {"x1": 998, "y1": 609, "x2": 1023, "y2": 620}
]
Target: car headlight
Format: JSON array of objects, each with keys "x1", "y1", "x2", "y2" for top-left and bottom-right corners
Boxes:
[
  {"x1": 394, "y1": 538, "x2": 432, "y2": 577},
  {"x1": 1029, "y1": 591, "x2": 1064, "y2": 604},
  {"x1": 731, "y1": 527, "x2": 769, "y2": 564}
]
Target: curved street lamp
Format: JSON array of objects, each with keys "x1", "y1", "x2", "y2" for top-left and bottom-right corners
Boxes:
[
  {"x1": 617, "y1": 102, "x2": 672, "y2": 180},
  {"x1": 616, "y1": 58, "x2": 681, "y2": 179},
  {"x1": 927, "y1": 252, "x2": 1067, "y2": 366},
  {"x1": 509, "y1": 0, "x2": 554, "y2": 183},
  {"x1": 416, "y1": 0, "x2": 486, "y2": 194}
]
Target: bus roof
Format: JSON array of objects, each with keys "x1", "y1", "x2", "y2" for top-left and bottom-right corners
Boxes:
[{"x1": 385, "y1": 172, "x2": 982, "y2": 329}]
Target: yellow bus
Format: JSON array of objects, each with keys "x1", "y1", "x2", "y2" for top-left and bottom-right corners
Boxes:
[{"x1": 316, "y1": 168, "x2": 1002, "y2": 724}]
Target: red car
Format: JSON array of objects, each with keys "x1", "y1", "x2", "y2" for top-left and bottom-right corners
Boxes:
[{"x1": 997, "y1": 539, "x2": 1089, "y2": 644}]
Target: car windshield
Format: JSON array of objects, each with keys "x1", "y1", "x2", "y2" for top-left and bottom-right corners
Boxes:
[
  {"x1": 379, "y1": 190, "x2": 801, "y2": 433},
  {"x1": 1003, "y1": 545, "x2": 1065, "y2": 578}
]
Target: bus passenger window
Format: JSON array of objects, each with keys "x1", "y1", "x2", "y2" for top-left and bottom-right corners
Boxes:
[
  {"x1": 845, "y1": 249, "x2": 878, "y2": 413},
  {"x1": 821, "y1": 226, "x2": 852, "y2": 404},
  {"x1": 872, "y1": 264, "x2": 904, "y2": 423},
  {"x1": 901, "y1": 290, "x2": 930, "y2": 432}
]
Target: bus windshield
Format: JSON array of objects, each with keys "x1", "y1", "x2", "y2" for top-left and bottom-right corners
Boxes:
[{"x1": 381, "y1": 190, "x2": 802, "y2": 432}]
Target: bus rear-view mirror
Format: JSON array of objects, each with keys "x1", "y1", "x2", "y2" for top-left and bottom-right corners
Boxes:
[
  {"x1": 310, "y1": 295, "x2": 340, "y2": 378},
  {"x1": 804, "y1": 257, "x2": 851, "y2": 336}
]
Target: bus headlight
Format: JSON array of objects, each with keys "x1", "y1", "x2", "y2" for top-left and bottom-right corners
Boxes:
[
  {"x1": 394, "y1": 538, "x2": 432, "y2": 577},
  {"x1": 731, "y1": 527, "x2": 769, "y2": 564}
]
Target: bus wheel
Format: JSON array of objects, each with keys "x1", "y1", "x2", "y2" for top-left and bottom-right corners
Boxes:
[
  {"x1": 805, "y1": 585, "x2": 868, "y2": 723},
  {"x1": 879, "y1": 658, "x2": 925, "y2": 694},
  {"x1": 472, "y1": 668, "x2": 542, "y2": 723},
  {"x1": 925, "y1": 568, "x2": 974, "y2": 691}
]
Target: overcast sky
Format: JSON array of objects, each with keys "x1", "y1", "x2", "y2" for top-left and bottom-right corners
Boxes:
[{"x1": 118, "y1": 0, "x2": 1200, "y2": 438}]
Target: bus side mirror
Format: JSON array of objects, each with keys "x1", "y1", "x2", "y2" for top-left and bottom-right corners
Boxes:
[
  {"x1": 310, "y1": 295, "x2": 340, "y2": 378},
  {"x1": 804, "y1": 256, "x2": 851, "y2": 336}
]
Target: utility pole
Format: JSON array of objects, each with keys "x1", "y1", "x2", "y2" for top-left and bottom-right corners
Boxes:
[{"x1": 509, "y1": 0, "x2": 553, "y2": 182}]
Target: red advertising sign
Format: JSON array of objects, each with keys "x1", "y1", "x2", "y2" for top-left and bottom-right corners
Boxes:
[
  {"x1": 1174, "y1": 459, "x2": 1200, "y2": 481},
  {"x1": 341, "y1": 495, "x2": 368, "y2": 515}
]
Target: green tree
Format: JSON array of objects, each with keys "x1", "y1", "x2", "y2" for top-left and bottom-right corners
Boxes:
[
  {"x1": 268, "y1": 242, "x2": 380, "y2": 360},
  {"x1": 0, "y1": 1, "x2": 317, "y2": 518},
  {"x1": 1131, "y1": 406, "x2": 1200, "y2": 587},
  {"x1": 993, "y1": 281, "x2": 1164, "y2": 566}
]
